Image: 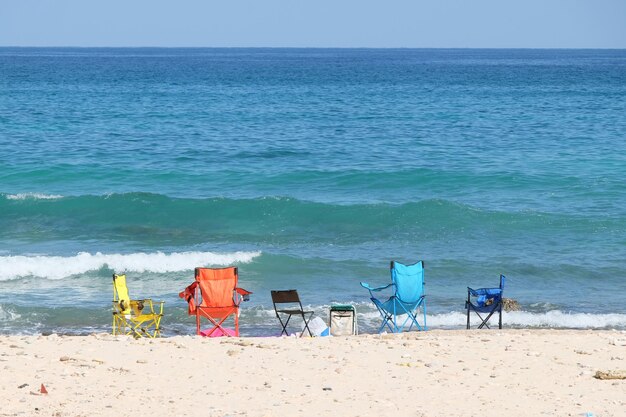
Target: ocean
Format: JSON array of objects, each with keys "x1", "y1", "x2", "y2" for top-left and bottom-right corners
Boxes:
[{"x1": 0, "y1": 48, "x2": 625, "y2": 336}]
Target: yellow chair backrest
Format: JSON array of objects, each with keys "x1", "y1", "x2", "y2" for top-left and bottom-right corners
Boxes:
[{"x1": 113, "y1": 274, "x2": 131, "y2": 315}]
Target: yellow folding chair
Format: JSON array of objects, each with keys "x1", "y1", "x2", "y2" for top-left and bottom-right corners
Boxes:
[{"x1": 112, "y1": 274, "x2": 164, "y2": 338}]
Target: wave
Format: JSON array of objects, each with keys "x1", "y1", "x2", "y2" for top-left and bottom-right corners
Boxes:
[
  {"x1": 394, "y1": 310, "x2": 626, "y2": 329},
  {"x1": 2, "y1": 304, "x2": 625, "y2": 332},
  {"x1": 246, "y1": 305, "x2": 626, "y2": 330},
  {"x1": 504, "y1": 310, "x2": 626, "y2": 328},
  {"x1": 0, "y1": 305, "x2": 21, "y2": 321},
  {"x1": 6, "y1": 192, "x2": 64, "y2": 200},
  {"x1": 2, "y1": 192, "x2": 621, "y2": 244},
  {"x1": 0, "y1": 251, "x2": 261, "y2": 281}
]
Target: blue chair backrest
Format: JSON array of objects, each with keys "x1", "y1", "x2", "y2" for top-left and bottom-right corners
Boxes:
[
  {"x1": 499, "y1": 274, "x2": 505, "y2": 291},
  {"x1": 391, "y1": 261, "x2": 424, "y2": 303}
]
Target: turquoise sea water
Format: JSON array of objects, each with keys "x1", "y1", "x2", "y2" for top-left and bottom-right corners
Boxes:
[{"x1": 0, "y1": 48, "x2": 625, "y2": 335}]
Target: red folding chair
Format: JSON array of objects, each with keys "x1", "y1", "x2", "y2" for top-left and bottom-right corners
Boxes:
[{"x1": 179, "y1": 267, "x2": 251, "y2": 337}]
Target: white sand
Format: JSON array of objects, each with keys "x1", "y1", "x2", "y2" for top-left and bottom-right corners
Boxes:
[{"x1": 1, "y1": 330, "x2": 625, "y2": 417}]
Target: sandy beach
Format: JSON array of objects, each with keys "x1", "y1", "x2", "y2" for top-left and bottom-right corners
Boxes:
[{"x1": 1, "y1": 330, "x2": 624, "y2": 417}]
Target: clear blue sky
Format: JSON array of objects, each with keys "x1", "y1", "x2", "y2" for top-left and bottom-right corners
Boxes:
[{"x1": 1, "y1": 0, "x2": 625, "y2": 48}]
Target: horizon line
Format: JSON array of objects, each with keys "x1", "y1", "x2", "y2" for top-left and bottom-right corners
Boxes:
[{"x1": 1, "y1": 46, "x2": 625, "y2": 50}]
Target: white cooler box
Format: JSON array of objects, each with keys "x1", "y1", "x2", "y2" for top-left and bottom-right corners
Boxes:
[{"x1": 329, "y1": 305, "x2": 358, "y2": 336}]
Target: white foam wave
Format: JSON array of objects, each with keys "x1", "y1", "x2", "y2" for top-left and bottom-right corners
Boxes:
[
  {"x1": 0, "y1": 305, "x2": 21, "y2": 321},
  {"x1": 356, "y1": 310, "x2": 626, "y2": 329},
  {"x1": 0, "y1": 251, "x2": 262, "y2": 280},
  {"x1": 5, "y1": 193, "x2": 64, "y2": 200},
  {"x1": 504, "y1": 310, "x2": 626, "y2": 329}
]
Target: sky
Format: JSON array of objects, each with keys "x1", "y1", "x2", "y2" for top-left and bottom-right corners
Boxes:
[{"x1": 1, "y1": 0, "x2": 625, "y2": 48}]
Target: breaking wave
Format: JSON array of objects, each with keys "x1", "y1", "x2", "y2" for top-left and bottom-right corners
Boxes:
[
  {"x1": 5, "y1": 193, "x2": 64, "y2": 200},
  {"x1": 421, "y1": 311, "x2": 626, "y2": 329},
  {"x1": 0, "y1": 251, "x2": 262, "y2": 281},
  {"x1": 354, "y1": 308, "x2": 626, "y2": 330}
]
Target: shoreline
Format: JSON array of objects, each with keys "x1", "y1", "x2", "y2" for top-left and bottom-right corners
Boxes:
[
  {"x1": 2, "y1": 329, "x2": 625, "y2": 416},
  {"x1": 3, "y1": 324, "x2": 626, "y2": 338}
]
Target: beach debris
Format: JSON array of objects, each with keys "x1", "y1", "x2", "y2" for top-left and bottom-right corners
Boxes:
[
  {"x1": 108, "y1": 367, "x2": 130, "y2": 374},
  {"x1": 59, "y1": 356, "x2": 74, "y2": 362},
  {"x1": 502, "y1": 298, "x2": 520, "y2": 312},
  {"x1": 18, "y1": 383, "x2": 28, "y2": 389},
  {"x1": 92, "y1": 332, "x2": 115, "y2": 341},
  {"x1": 594, "y1": 370, "x2": 626, "y2": 380},
  {"x1": 232, "y1": 339, "x2": 254, "y2": 347},
  {"x1": 397, "y1": 362, "x2": 422, "y2": 368},
  {"x1": 40, "y1": 384, "x2": 48, "y2": 394},
  {"x1": 322, "y1": 387, "x2": 332, "y2": 391}
]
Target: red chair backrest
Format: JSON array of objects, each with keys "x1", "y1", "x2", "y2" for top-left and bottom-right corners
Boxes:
[{"x1": 195, "y1": 267, "x2": 238, "y2": 308}]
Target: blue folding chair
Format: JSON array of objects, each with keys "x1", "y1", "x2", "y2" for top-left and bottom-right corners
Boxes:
[
  {"x1": 465, "y1": 274, "x2": 505, "y2": 329},
  {"x1": 361, "y1": 261, "x2": 426, "y2": 333}
]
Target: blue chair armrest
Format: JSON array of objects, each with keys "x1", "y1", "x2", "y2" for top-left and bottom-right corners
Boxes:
[{"x1": 361, "y1": 282, "x2": 393, "y2": 292}]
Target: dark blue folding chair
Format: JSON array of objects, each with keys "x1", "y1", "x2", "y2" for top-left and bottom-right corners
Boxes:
[
  {"x1": 361, "y1": 261, "x2": 426, "y2": 333},
  {"x1": 465, "y1": 274, "x2": 505, "y2": 329}
]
